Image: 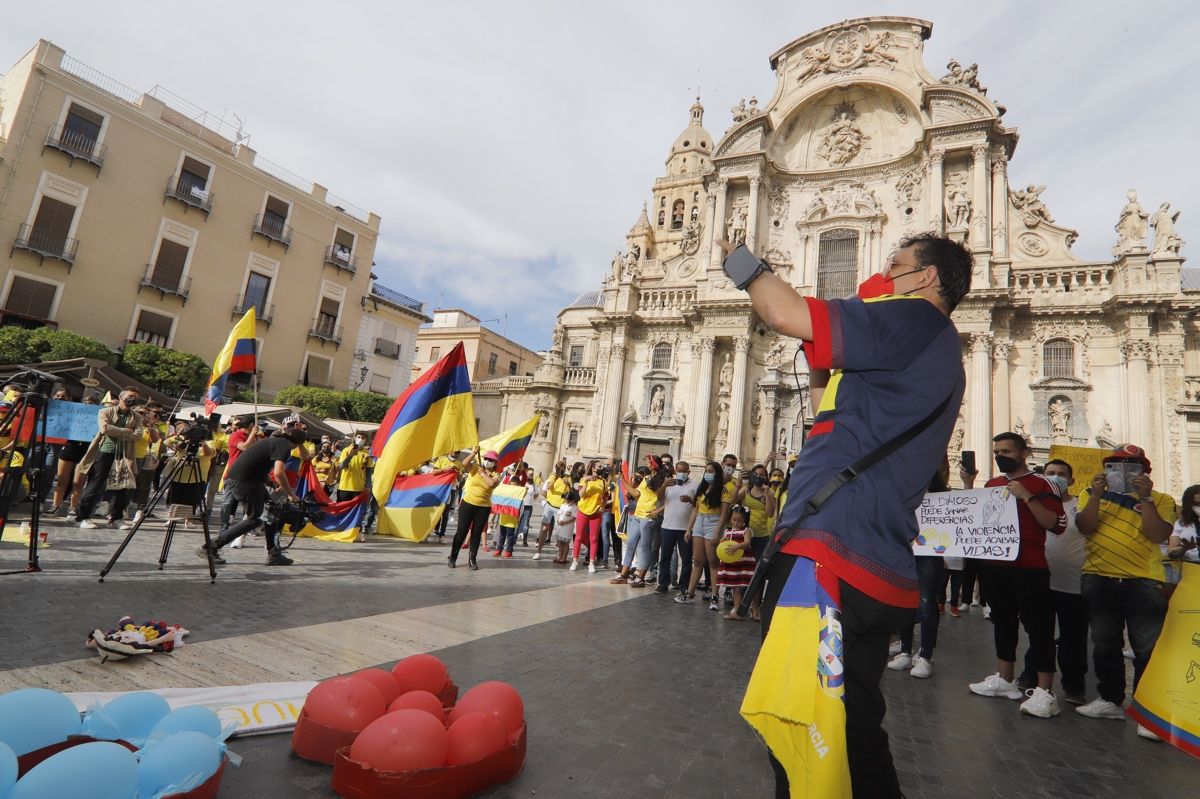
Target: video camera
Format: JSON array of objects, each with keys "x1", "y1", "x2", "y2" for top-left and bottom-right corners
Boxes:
[
  {"x1": 264, "y1": 496, "x2": 325, "y2": 534},
  {"x1": 3, "y1": 367, "x2": 60, "y2": 394}
]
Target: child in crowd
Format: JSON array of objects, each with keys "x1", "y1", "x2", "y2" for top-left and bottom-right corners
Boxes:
[
  {"x1": 716, "y1": 505, "x2": 755, "y2": 619},
  {"x1": 553, "y1": 489, "x2": 579, "y2": 564}
]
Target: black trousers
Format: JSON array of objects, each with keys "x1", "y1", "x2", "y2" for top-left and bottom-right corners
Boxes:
[
  {"x1": 1021, "y1": 588, "x2": 1090, "y2": 695},
  {"x1": 980, "y1": 564, "x2": 1055, "y2": 673},
  {"x1": 77, "y1": 451, "x2": 130, "y2": 521},
  {"x1": 762, "y1": 553, "x2": 912, "y2": 799},
  {"x1": 449, "y1": 501, "x2": 490, "y2": 562},
  {"x1": 210, "y1": 479, "x2": 276, "y2": 551}
]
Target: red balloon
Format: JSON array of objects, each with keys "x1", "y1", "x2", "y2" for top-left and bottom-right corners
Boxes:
[
  {"x1": 356, "y1": 669, "x2": 402, "y2": 706},
  {"x1": 445, "y1": 711, "x2": 507, "y2": 766},
  {"x1": 350, "y1": 709, "x2": 448, "y2": 772},
  {"x1": 387, "y1": 690, "x2": 444, "y2": 721},
  {"x1": 446, "y1": 682, "x2": 524, "y2": 740},
  {"x1": 303, "y1": 676, "x2": 386, "y2": 733},
  {"x1": 390, "y1": 654, "x2": 449, "y2": 696}
]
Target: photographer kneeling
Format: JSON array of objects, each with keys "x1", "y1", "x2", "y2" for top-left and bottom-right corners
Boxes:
[{"x1": 197, "y1": 424, "x2": 308, "y2": 567}]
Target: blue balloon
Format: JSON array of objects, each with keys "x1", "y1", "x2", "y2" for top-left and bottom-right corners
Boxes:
[
  {"x1": 9, "y1": 741, "x2": 137, "y2": 799},
  {"x1": 86, "y1": 692, "x2": 170, "y2": 746},
  {"x1": 0, "y1": 740, "x2": 16, "y2": 799},
  {"x1": 0, "y1": 688, "x2": 82, "y2": 756},
  {"x1": 148, "y1": 706, "x2": 222, "y2": 741},
  {"x1": 137, "y1": 731, "x2": 221, "y2": 799}
]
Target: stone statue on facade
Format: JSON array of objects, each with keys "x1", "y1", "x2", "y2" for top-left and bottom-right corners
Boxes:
[
  {"x1": 1011, "y1": 184, "x2": 1053, "y2": 225},
  {"x1": 674, "y1": 405, "x2": 688, "y2": 426},
  {"x1": 941, "y1": 59, "x2": 987, "y2": 94},
  {"x1": 817, "y1": 106, "x2": 869, "y2": 165},
  {"x1": 1014, "y1": 417, "x2": 1028, "y2": 443},
  {"x1": 550, "y1": 324, "x2": 564, "y2": 355},
  {"x1": 718, "y1": 353, "x2": 734, "y2": 396},
  {"x1": 731, "y1": 97, "x2": 761, "y2": 125},
  {"x1": 765, "y1": 340, "x2": 787, "y2": 369},
  {"x1": 726, "y1": 207, "x2": 748, "y2": 246},
  {"x1": 649, "y1": 385, "x2": 665, "y2": 419},
  {"x1": 944, "y1": 174, "x2": 972, "y2": 229},
  {"x1": 621, "y1": 245, "x2": 640, "y2": 280},
  {"x1": 1049, "y1": 399, "x2": 1070, "y2": 441},
  {"x1": 715, "y1": 400, "x2": 730, "y2": 445},
  {"x1": 537, "y1": 413, "x2": 550, "y2": 440},
  {"x1": 1151, "y1": 203, "x2": 1184, "y2": 256},
  {"x1": 1113, "y1": 190, "x2": 1149, "y2": 254},
  {"x1": 623, "y1": 404, "x2": 638, "y2": 423},
  {"x1": 680, "y1": 220, "x2": 703, "y2": 255},
  {"x1": 777, "y1": 426, "x2": 789, "y2": 452}
]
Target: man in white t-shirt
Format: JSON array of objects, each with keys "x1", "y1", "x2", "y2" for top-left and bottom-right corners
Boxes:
[
  {"x1": 1019, "y1": 459, "x2": 1089, "y2": 705},
  {"x1": 656, "y1": 461, "x2": 696, "y2": 595}
]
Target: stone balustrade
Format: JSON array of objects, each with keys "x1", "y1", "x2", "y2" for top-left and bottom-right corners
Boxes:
[
  {"x1": 638, "y1": 287, "x2": 697, "y2": 314},
  {"x1": 1185, "y1": 377, "x2": 1200, "y2": 402},
  {"x1": 563, "y1": 367, "x2": 596, "y2": 386},
  {"x1": 1009, "y1": 264, "x2": 1114, "y2": 305}
]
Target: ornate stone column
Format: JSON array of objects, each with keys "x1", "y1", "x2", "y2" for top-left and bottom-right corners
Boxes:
[
  {"x1": 686, "y1": 337, "x2": 715, "y2": 461},
  {"x1": 992, "y1": 340, "x2": 1012, "y2": 433},
  {"x1": 726, "y1": 337, "x2": 751, "y2": 458},
  {"x1": 1122, "y1": 340, "x2": 1151, "y2": 448},
  {"x1": 746, "y1": 176, "x2": 762, "y2": 251},
  {"x1": 971, "y1": 144, "x2": 990, "y2": 251},
  {"x1": 968, "y1": 333, "x2": 993, "y2": 467},
  {"x1": 990, "y1": 157, "x2": 1009, "y2": 258},
  {"x1": 597, "y1": 342, "x2": 627, "y2": 456},
  {"x1": 709, "y1": 178, "x2": 728, "y2": 269},
  {"x1": 928, "y1": 149, "x2": 945, "y2": 234},
  {"x1": 703, "y1": 184, "x2": 718, "y2": 265}
]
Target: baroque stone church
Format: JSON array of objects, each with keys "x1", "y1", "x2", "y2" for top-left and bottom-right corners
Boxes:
[{"x1": 477, "y1": 16, "x2": 1196, "y2": 494}]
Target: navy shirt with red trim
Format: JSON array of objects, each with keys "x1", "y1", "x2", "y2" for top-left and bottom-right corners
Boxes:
[{"x1": 776, "y1": 294, "x2": 965, "y2": 608}]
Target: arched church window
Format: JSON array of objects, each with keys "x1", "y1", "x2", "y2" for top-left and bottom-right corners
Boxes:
[
  {"x1": 1043, "y1": 339, "x2": 1075, "y2": 379},
  {"x1": 568, "y1": 429, "x2": 579, "y2": 449},
  {"x1": 693, "y1": 191, "x2": 699, "y2": 202},
  {"x1": 671, "y1": 200, "x2": 685, "y2": 230},
  {"x1": 690, "y1": 205, "x2": 699, "y2": 222},
  {"x1": 658, "y1": 210, "x2": 665, "y2": 227},
  {"x1": 652, "y1": 342, "x2": 673, "y2": 370},
  {"x1": 816, "y1": 228, "x2": 860, "y2": 300},
  {"x1": 660, "y1": 197, "x2": 666, "y2": 207}
]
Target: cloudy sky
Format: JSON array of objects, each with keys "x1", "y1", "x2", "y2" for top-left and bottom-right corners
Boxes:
[{"x1": 4, "y1": 1, "x2": 1195, "y2": 350}]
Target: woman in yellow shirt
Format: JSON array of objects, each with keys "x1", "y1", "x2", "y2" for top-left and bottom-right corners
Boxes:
[
  {"x1": 676, "y1": 461, "x2": 731, "y2": 608},
  {"x1": 448, "y1": 449, "x2": 500, "y2": 570},
  {"x1": 534, "y1": 460, "x2": 571, "y2": 561},
  {"x1": 610, "y1": 466, "x2": 665, "y2": 587},
  {"x1": 571, "y1": 460, "x2": 607, "y2": 574},
  {"x1": 735, "y1": 464, "x2": 778, "y2": 620}
]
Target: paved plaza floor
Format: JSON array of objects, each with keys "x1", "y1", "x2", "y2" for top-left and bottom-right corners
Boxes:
[{"x1": 0, "y1": 509, "x2": 1195, "y2": 798}]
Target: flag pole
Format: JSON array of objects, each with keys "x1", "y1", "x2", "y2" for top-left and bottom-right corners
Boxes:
[{"x1": 253, "y1": 371, "x2": 259, "y2": 426}]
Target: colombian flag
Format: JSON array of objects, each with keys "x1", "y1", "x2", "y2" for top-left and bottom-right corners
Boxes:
[
  {"x1": 490, "y1": 482, "x2": 527, "y2": 526},
  {"x1": 1129, "y1": 562, "x2": 1200, "y2": 757},
  {"x1": 477, "y1": 413, "x2": 540, "y2": 470},
  {"x1": 371, "y1": 343, "x2": 477, "y2": 507},
  {"x1": 204, "y1": 308, "x2": 257, "y2": 414},
  {"x1": 293, "y1": 461, "x2": 367, "y2": 543},
  {"x1": 741, "y1": 557, "x2": 851, "y2": 798},
  {"x1": 613, "y1": 461, "x2": 630, "y2": 537},
  {"x1": 377, "y1": 471, "x2": 457, "y2": 542}
]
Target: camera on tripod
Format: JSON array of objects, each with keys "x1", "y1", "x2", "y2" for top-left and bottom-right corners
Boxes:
[{"x1": 264, "y1": 496, "x2": 325, "y2": 533}]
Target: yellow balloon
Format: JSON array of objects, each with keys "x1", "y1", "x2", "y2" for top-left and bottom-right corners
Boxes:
[{"x1": 717, "y1": 539, "x2": 741, "y2": 564}]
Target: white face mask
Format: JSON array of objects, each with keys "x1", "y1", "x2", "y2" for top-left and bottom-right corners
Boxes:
[
  {"x1": 1045, "y1": 474, "x2": 1069, "y2": 495},
  {"x1": 354, "y1": 438, "x2": 365, "y2": 447},
  {"x1": 1191, "y1": 505, "x2": 1200, "y2": 515}
]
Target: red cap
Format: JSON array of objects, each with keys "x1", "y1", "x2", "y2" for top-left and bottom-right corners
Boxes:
[{"x1": 1103, "y1": 443, "x2": 1151, "y2": 473}]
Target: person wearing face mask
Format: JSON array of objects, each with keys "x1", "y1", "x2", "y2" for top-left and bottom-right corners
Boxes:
[
  {"x1": 676, "y1": 461, "x2": 729, "y2": 608},
  {"x1": 448, "y1": 448, "x2": 500, "y2": 570},
  {"x1": 1166, "y1": 484, "x2": 1200, "y2": 568},
  {"x1": 75, "y1": 387, "x2": 146, "y2": 530},
  {"x1": 336, "y1": 433, "x2": 373, "y2": 503},
  {"x1": 656, "y1": 461, "x2": 695, "y2": 594},
  {"x1": 611, "y1": 460, "x2": 665, "y2": 587},
  {"x1": 570, "y1": 461, "x2": 607, "y2": 574},
  {"x1": 1074, "y1": 444, "x2": 1176, "y2": 738},
  {"x1": 963, "y1": 432, "x2": 1067, "y2": 719},
  {"x1": 1013, "y1": 459, "x2": 1089, "y2": 706},
  {"x1": 533, "y1": 459, "x2": 570, "y2": 561}
]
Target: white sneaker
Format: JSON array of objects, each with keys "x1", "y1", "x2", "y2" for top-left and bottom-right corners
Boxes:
[
  {"x1": 887, "y1": 653, "x2": 912, "y2": 671},
  {"x1": 532, "y1": 552, "x2": 541, "y2": 561},
  {"x1": 1020, "y1": 687, "x2": 1061, "y2": 718},
  {"x1": 969, "y1": 673, "x2": 1023, "y2": 700},
  {"x1": 956, "y1": 603, "x2": 969, "y2": 612},
  {"x1": 230, "y1": 535, "x2": 246, "y2": 549},
  {"x1": 910, "y1": 656, "x2": 933, "y2": 679},
  {"x1": 1122, "y1": 647, "x2": 1135, "y2": 660},
  {"x1": 132, "y1": 510, "x2": 145, "y2": 523},
  {"x1": 79, "y1": 519, "x2": 99, "y2": 529},
  {"x1": 1075, "y1": 698, "x2": 1126, "y2": 719},
  {"x1": 1137, "y1": 724, "x2": 1161, "y2": 741},
  {"x1": 588, "y1": 561, "x2": 597, "y2": 574},
  {"x1": 983, "y1": 605, "x2": 991, "y2": 619},
  {"x1": 888, "y1": 640, "x2": 902, "y2": 656},
  {"x1": 569, "y1": 559, "x2": 579, "y2": 571}
]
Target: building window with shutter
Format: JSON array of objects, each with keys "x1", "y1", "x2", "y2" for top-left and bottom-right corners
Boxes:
[
  {"x1": 2, "y1": 275, "x2": 59, "y2": 328},
  {"x1": 652, "y1": 342, "x2": 672, "y2": 370},
  {"x1": 568, "y1": 345, "x2": 584, "y2": 367},
  {"x1": 131, "y1": 308, "x2": 175, "y2": 347},
  {"x1": 488, "y1": 353, "x2": 498, "y2": 376},
  {"x1": 568, "y1": 429, "x2": 579, "y2": 449},
  {"x1": 816, "y1": 228, "x2": 860, "y2": 300}
]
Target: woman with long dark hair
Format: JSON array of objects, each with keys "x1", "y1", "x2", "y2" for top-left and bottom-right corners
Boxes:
[
  {"x1": 675, "y1": 461, "x2": 730, "y2": 608},
  {"x1": 1167, "y1": 484, "x2": 1200, "y2": 573},
  {"x1": 447, "y1": 448, "x2": 500, "y2": 570},
  {"x1": 571, "y1": 460, "x2": 606, "y2": 573}
]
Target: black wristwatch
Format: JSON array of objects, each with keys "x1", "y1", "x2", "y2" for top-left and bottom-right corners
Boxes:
[{"x1": 722, "y1": 245, "x2": 773, "y2": 291}]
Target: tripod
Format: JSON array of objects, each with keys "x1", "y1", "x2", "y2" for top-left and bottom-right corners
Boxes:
[
  {"x1": 0, "y1": 388, "x2": 51, "y2": 575},
  {"x1": 99, "y1": 443, "x2": 217, "y2": 583}
]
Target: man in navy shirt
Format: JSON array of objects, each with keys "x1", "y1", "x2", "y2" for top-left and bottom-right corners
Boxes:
[{"x1": 722, "y1": 232, "x2": 971, "y2": 798}]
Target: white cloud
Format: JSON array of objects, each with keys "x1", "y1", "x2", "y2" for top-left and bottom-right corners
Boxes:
[{"x1": 3, "y1": 1, "x2": 1195, "y2": 350}]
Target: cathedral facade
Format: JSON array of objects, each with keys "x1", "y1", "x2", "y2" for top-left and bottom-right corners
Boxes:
[{"x1": 481, "y1": 16, "x2": 1196, "y2": 493}]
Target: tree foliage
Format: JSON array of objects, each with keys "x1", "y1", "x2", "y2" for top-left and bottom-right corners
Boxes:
[
  {"x1": 273, "y1": 385, "x2": 393, "y2": 423},
  {"x1": 117, "y1": 343, "x2": 210, "y2": 397},
  {"x1": 0, "y1": 326, "x2": 114, "y2": 365}
]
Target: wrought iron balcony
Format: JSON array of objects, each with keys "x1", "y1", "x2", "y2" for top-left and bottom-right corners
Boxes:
[
  {"x1": 309, "y1": 317, "x2": 343, "y2": 347},
  {"x1": 232, "y1": 294, "x2": 273, "y2": 326},
  {"x1": 251, "y1": 214, "x2": 291, "y2": 249},
  {"x1": 11, "y1": 224, "x2": 78, "y2": 268},
  {"x1": 374, "y1": 338, "x2": 401, "y2": 359},
  {"x1": 139, "y1": 264, "x2": 191, "y2": 303},
  {"x1": 324, "y1": 245, "x2": 357, "y2": 274},
  {"x1": 43, "y1": 123, "x2": 106, "y2": 170},
  {"x1": 0, "y1": 309, "x2": 58, "y2": 330},
  {"x1": 165, "y1": 175, "x2": 214, "y2": 216}
]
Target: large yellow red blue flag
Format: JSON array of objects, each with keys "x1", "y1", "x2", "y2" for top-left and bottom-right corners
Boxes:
[
  {"x1": 371, "y1": 342, "x2": 476, "y2": 507},
  {"x1": 1129, "y1": 562, "x2": 1200, "y2": 757},
  {"x1": 477, "y1": 413, "x2": 540, "y2": 470},
  {"x1": 205, "y1": 308, "x2": 257, "y2": 414},
  {"x1": 741, "y1": 557, "x2": 851, "y2": 798},
  {"x1": 377, "y1": 471, "x2": 457, "y2": 542}
]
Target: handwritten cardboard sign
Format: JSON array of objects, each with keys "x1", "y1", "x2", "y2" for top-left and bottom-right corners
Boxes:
[
  {"x1": 912, "y1": 487, "x2": 1020, "y2": 560},
  {"x1": 1047, "y1": 445, "x2": 1110, "y2": 496},
  {"x1": 45, "y1": 399, "x2": 101, "y2": 443}
]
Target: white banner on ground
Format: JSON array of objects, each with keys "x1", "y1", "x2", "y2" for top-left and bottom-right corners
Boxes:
[
  {"x1": 911, "y1": 487, "x2": 1020, "y2": 560},
  {"x1": 66, "y1": 681, "x2": 317, "y2": 737}
]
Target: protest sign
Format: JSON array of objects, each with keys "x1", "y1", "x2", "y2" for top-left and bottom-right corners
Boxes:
[
  {"x1": 912, "y1": 486, "x2": 1020, "y2": 560},
  {"x1": 45, "y1": 399, "x2": 100, "y2": 442},
  {"x1": 1047, "y1": 445, "x2": 1109, "y2": 496}
]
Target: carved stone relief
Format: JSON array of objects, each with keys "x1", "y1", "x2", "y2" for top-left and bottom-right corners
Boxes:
[{"x1": 793, "y1": 25, "x2": 899, "y2": 85}]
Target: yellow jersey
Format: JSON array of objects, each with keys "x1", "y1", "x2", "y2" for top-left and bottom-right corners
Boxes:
[
  {"x1": 697, "y1": 478, "x2": 733, "y2": 516},
  {"x1": 545, "y1": 476, "x2": 571, "y2": 509},
  {"x1": 633, "y1": 478, "x2": 660, "y2": 518},
  {"x1": 462, "y1": 464, "x2": 498, "y2": 506},
  {"x1": 1080, "y1": 487, "x2": 1176, "y2": 581},
  {"x1": 577, "y1": 478, "x2": 607, "y2": 516},
  {"x1": 338, "y1": 448, "x2": 372, "y2": 492},
  {"x1": 744, "y1": 490, "x2": 771, "y2": 537}
]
